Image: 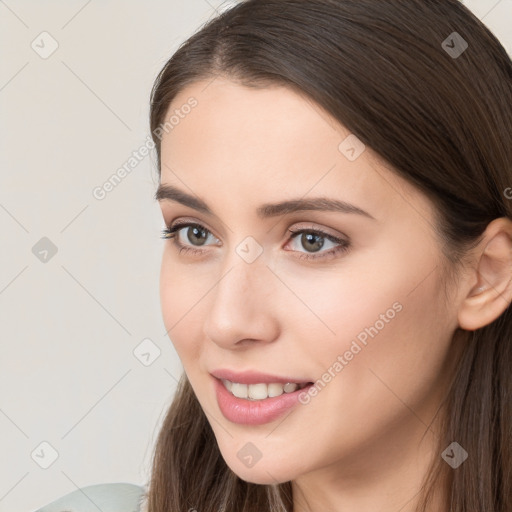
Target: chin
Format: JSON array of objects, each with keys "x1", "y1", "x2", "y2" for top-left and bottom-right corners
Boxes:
[{"x1": 223, "y1": 457, "x2": 298, "y2": 485}]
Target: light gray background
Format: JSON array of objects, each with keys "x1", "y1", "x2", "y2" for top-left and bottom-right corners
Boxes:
[{"x1": 0, "y1": 1, "x2": 510, "y2": 511}]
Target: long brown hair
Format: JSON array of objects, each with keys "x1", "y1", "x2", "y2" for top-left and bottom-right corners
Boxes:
[{"x1": 145, "y1": 1, "x2": 512, "y2": 510}]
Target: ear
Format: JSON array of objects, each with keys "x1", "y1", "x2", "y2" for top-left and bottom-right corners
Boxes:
[{"x1": 458, "y1": 217, "x2": 512, "y2": 331}]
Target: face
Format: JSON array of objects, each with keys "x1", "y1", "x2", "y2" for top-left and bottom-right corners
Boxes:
[{"x1": 157, "y1": 77, "x2": 461, "y2": 486}]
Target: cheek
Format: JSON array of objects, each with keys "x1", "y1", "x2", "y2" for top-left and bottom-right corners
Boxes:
[
  {"x1": 273, "y1": 271, "x2": 405, "y2": 388},
  {"x1": 307, "y1": 282, "x2": 450, "y2": 432},
  {"x1": 278, "y1": 242, "x2": 450, "y2": 394},
  {"x1": 159, "y1": 249, "x2": 204, "y2": 359},
  {"x1": 274, "y1": 271, "x2": 451, "y2": 466}
]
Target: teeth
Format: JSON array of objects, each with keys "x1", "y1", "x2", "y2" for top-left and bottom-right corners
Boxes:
[
  {"x1": 221, "y1": 379, "x2": 309, "y2": 400},
  {"x1": 268, "y1": 383, "x2": 284, "y2": 397}
]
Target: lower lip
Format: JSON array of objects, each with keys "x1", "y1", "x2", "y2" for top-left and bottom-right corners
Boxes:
[{"x1": 213, "y1": 376, "x2": 313, "y2": 425}]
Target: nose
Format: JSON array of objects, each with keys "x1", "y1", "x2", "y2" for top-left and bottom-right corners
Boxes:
[{"x1": 202, "y1": 255, "x2": 280, "y2": 349}]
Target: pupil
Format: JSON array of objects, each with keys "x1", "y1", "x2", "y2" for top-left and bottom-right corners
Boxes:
[
  {"x1": 188, "y1": 226, "x2": 207, "y2": 245},
  {"x1": 303, "y1": 233, "x2": 324, "y2": 252}
]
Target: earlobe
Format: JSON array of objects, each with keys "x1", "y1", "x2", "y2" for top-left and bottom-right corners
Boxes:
[{"x1": 457, "y1": 218, "x2": 512, "y2": 331}]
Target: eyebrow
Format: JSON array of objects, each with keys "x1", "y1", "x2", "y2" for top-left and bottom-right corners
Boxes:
[{"x1": 155, "y1": 183, "x2": 376, "y2": 220}]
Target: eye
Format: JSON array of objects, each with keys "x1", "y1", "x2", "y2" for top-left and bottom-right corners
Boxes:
[
  {"x1": 285, "y1": 226, "x2": 350, "y2": 261},
  {"x1": 161, "y1": 221, "x2": 350, "y2": 261},
  {"x1": 161, "y1": 222, "x2": 219, "y2": 256}
]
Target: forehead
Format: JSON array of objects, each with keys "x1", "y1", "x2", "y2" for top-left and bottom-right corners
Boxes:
[
  {"x1": 159, "y1": 77, "x2": 433, "y2": 225},
  {"x1": 163, "y1": 77, "x2": 353, "y2": 168}
]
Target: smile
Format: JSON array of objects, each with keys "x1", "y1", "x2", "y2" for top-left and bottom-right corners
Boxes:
[{"x1": 221, "y1": 379, "x2": 311, "y2": 400}]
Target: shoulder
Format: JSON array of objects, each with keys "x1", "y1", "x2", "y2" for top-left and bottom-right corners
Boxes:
[{"x1": 33, "y1": 482, "x2": 147, "y2": 512}]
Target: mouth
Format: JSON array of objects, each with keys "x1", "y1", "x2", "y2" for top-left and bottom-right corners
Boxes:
[
  {"x1": 219, "y1": 378, "x2": 314, "y2": 401},
  {"x1": 212, "y1": 375, "x2": 315, "y2": 425}
]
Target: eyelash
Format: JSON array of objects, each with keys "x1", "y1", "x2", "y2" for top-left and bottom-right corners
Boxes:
[{"x1": 160, "y1": 222, "x2": 350, "y2": 261}]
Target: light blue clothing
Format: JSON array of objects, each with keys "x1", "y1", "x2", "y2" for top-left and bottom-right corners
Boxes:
[{"x1": 33, "y1": 483, "x2": 146, "y2": 512}]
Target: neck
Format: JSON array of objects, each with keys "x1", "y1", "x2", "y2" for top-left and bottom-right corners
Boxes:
[{"x1": 291, "y1": 411, "x2": 449, "y2": 512}]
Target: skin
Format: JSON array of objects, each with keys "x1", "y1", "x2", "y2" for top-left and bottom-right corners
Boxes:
[{"x1": 157, "y1": 76, "x2": 512, "y2": 512}]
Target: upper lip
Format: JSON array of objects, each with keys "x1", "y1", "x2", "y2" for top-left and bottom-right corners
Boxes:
[{"x1": 210, "y1": 369, "x2": 312, "y2": 385}]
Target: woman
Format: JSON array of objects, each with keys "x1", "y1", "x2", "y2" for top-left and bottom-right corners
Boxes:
[{"x1": 146, "y1": 1, "x2": 512, "y2": 511}]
